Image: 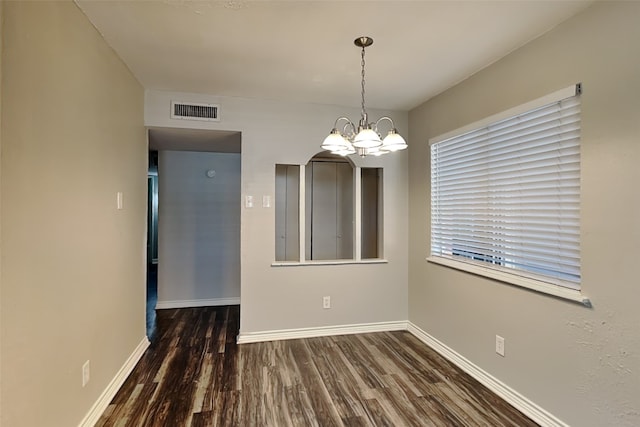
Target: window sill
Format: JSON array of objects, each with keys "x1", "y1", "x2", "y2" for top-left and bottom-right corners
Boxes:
[
  {"x1": 427, "y1": 256, "x2": 591, "y2": 307},
  {"x1": 272, "y1": 259, "x2": 388, "y2": 267}
]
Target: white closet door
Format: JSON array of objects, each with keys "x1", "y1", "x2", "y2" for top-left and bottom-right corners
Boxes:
[
  {"x1": 336, "y1": 162, "x2": 353, "y2": 259},
  {"x1": 307, "y1": 161, "x2": 353, "y2": 260},
  {"x1": 310, "y1": 162, "x2": 338, "y2": 260}
]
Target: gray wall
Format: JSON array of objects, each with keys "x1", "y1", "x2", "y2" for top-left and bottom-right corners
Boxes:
[
  {"x1": 0, "y1": 2, "x2": 147, "y2": 426},
  {"x1": 157, "y1": 150, "x2": 241, "y2": 306},
  {"x1": 408, "y1": 2, "x2": 640, "y2": 426},
  {"x1": 145, "y1": 91, "x2": 409, "y2": 335}
]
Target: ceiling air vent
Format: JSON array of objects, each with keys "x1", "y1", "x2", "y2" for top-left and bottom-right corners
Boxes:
[{"x1": 171, "y1": 101, "x2": 220, "y2": 122}]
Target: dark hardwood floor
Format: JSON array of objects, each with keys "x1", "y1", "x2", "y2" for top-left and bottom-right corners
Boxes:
[{"x1": 97, "y1": 306, "x2": 538, "y2": 426}]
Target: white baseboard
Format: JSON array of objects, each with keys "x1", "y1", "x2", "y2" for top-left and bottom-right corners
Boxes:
[
  {"x1": 406, "y1": 322, "x2": 568, "y2": 427},
  {"x1": 78, "y1": 336, "x2": 150, "y2": 427},
  {"x1": 237, "y1": 320, "x2": 408, "y2": 344},
  {"x1": 155, "y1": 297, "x2": 240, "y2": 309}
]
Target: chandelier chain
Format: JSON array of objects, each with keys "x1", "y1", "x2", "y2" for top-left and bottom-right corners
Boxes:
[{"x1": 361, "y1": 45, "x2": 366, "y2": 119}]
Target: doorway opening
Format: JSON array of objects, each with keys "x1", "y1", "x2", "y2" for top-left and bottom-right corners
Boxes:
[
  {"x1": 146, "y1": 150, "x2": 159, "y2": 339},
  {"x1": 146, "y1": 127, "x2": 242, "y2": 342}
]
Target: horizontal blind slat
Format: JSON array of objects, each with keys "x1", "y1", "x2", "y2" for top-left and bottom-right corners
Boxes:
[{"x1": 431, "y1": 93, "x2": 581, "y2": 288}]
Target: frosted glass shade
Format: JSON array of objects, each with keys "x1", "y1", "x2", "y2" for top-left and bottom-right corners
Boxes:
[
  {"x1": 380, "y1": 131, "x2": 408, "y2": 152},
  {"x1": 321, "y1": 131, "x2": 350, "y2": 151},
  {"x1": 365, "y1": 146, "x2": 385, "y2": 156},
  {"x1": 353, "y1": 128, "x2": 382, "y2": 148},
  {"x1": 333, "y1": 145, "x2": 356, "y2": 156}
]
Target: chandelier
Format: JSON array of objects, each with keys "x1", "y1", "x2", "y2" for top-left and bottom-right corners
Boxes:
[{"x1": 321, "y1": 36, "x2": 407, "y2": 157}]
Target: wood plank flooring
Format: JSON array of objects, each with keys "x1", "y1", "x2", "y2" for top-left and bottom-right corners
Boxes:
[{"x1": 97, "y1": 306, "x2": 538, "y2": 426}]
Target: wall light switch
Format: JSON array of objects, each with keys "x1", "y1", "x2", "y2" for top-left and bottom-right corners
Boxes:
[
  {"x1": 496, "y1": 335, "x2": 505, "y2": 357},
  {"x1": 262, "y1": 195, "x2": 271, "y2": 208},
  {"x1": 117, "y1": 192, "x2": 124, "y2": 210},
  {"x1": 323, "y1": 296, "x2": 331, "y2": 309},
  {"x1": 82, "y1": 360, "x2": 90, "y2": 387},
  {"x1": 245, "y1": 195, "x2": 253, "y2": 208}
]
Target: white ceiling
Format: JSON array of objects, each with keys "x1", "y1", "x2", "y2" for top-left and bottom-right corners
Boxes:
[{"x1": 76, "y1": 0, "x2": 592, "y2": 112}]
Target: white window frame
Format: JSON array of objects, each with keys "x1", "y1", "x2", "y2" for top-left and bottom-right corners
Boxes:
[
  {"x1": 273, "y1": 161, "x2": 387, "y2": 267},
  {"x1": 428, "y1": 84, "x2": 590, "y2": 306}
]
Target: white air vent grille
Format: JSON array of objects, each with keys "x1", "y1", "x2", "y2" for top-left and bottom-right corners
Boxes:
[{"x1": 171, "y1": 101, "x2": 220, "y2": 122}]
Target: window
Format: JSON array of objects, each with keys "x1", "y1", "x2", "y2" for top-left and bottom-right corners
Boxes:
[
  {"x1": 275, "y1": 153, "x2": 383, "y2": 264},
  {"x1": 430, "y1": 84, "x2": 582, "y2": 292}
]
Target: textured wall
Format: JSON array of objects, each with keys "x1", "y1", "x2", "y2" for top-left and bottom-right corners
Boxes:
[
  {"x1": 157, "y1": 150, "x2": 241, "y2": 305},
  {"x1": 0, "y1": 2, "x2": 146, "y2": 426},
  {"x1": 408, "y1": 2, "x2": 640, "y2": 426}
]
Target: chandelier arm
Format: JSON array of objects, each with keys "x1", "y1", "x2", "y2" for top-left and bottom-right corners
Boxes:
[
  {"x1": 373, "y1": 116, "x2": 397, "y2": 133},
  {"x1": 341, "y1": 123, "x2": 354, "y2": 137},
  {"x1": 333, "y1": 116, "x2": 356, "y2": 136}
]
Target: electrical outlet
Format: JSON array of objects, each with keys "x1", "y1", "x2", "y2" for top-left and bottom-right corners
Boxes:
[
  {"x1": 496, "y1": 335, "x2": 505, "y2": 357},
  {"x1": 82, "y1": 360, "x2": 91, "y2": 387},
  {"x1": 323, "y1": 296, "x2": 331, "y2": 309}
]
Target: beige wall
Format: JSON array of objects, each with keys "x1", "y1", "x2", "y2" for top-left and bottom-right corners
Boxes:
[
  {"x1": 145, "y1": 91, "x2": 409, "y2": 335},
  {"x1": 408, "y1": 2, "x2": 640, "y2": 426},
  {"x1": 0, "y1": 1, "x2": 3, "y2": 420},
  {"x1": 0, "y1": 2, "x2": 147, "y2": 426}
]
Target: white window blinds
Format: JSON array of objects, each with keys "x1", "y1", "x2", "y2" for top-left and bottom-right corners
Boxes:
[{"x1": 430, "y1": 85, "x2": 581, "y2": 290}]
